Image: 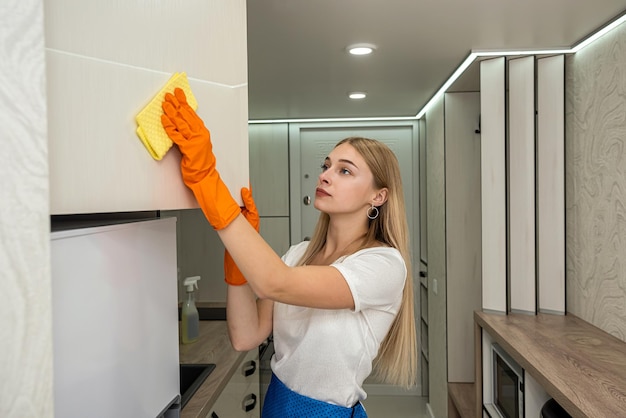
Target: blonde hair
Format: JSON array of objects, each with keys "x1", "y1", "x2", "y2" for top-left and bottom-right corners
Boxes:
[{"x1": 297, "y1": 137, "x2": 417, "y2": 388}]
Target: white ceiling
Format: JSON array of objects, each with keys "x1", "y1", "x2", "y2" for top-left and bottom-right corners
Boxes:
[{"x1": 246, "y1": 0, "x2": 626, "y2": 121}]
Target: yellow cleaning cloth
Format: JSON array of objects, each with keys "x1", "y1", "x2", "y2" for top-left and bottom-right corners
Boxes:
[{"x1": 135, "y1": 72, "x2": 198, "y2": 160}]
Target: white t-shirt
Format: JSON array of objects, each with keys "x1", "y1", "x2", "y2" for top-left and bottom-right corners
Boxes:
[{"x1": 270, "y1": 241, "x2": 407, "y2": 407}]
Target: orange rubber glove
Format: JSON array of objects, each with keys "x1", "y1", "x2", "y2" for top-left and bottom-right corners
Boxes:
[
  {"x1": 161, "y1": 88, "x2": 240, "y2": 230},
  {"x1": 224, "y1": 187, "x2": 260, "y2": 286}
]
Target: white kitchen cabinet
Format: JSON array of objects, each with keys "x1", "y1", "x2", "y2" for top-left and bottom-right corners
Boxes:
[
  {"x1": 209, "y1": 350, "x2": 260, "y2": 418},
  {"x1": 444, "y1": 92, "x2": 482, "y2": 383},
  {"x1": 425, "y1": 92, "x2": 482, "y2": 416},
  {"x1": 45, "y1": 0, "x2": 249, "y2": 214}
]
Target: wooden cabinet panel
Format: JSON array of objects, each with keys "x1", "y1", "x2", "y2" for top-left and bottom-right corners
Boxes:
[
  {"x1": 508, "y1": 56, "x2": 536, "y2": 314},
  {"x1": 536, "y1": 55, "x2": 565, "y2": 314},
  {"x1": 479, "y1": 58, "x2": 507, "y2": 313},
  {"x1": 44, "y1": 0, "x2": 247, "y2": 86},
  {"x1": 444, "y1": 92, "x2": 482, "y2": 383},
  {"x1": 46, "y1": 0, "x2": 248, "y2": 214}
]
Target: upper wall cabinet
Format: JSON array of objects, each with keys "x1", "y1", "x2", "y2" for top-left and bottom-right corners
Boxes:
[{"x1": 45, "y1": 0, "x2": 249, "y2": 214}]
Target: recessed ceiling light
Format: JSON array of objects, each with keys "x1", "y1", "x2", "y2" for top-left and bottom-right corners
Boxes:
[
  {"x1": 347, "y1": 44, "x2": 376, "y2": 55},
  {"x1": 349, "y1": 92, "x2": 367, "y2": 100}
]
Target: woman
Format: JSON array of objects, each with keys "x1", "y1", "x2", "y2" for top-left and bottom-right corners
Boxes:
[{"x1": 162, "y1": 88, "x2": 417, "y2": 417}]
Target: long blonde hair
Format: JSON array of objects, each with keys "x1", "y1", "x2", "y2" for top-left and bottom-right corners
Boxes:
[{"x1": 297, "y1": 137, "x2": 417, "y2": 388}]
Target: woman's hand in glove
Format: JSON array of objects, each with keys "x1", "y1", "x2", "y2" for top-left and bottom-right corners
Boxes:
[
  {"x1": 161, "y1": 88, "x2": 215, "y2": 185},
  {"x1": 161, "y1": 88, "x2": 239, "y2": 230}
]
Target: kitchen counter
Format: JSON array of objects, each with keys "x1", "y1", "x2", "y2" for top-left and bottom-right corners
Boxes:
[
  {"x1": 475, "y1": 311, "x2": 626, "y2": 418},
  {"x1": 179, "y1": 320, "x2": 248, "y2": 418}
]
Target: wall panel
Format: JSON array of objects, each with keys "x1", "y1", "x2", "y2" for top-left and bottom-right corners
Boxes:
[
  {"x1": 425, "y1": 98, "x2": 448, "y2": 417},
  {"x1": 508, "y1": 56, "x2": 536, "y2": 314},
  {"x1": 480, "y1": 58, "x2": 507, "y2": 313},
  {"x1": 537, "y1": 55, "x2": 565, "y2": 314},
  {"x1": 445, "y1": 92, "x2": 482, "y2": 382},
  {"x1": 566, "y1": 23, "x2": 626, "y2": 340},
  {"x1": 0, "y1": 0, "x2": 54, "y2": 415}
]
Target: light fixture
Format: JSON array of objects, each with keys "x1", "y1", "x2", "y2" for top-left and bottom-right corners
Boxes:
[
  {"x1": 347, "y1": 43, "x2": 376, "y2": 56},
  {"x1": 348, "y1": 92, "x2": 367, "y2": 100}
]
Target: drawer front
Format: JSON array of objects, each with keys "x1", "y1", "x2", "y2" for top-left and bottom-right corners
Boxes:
[{"x1": 209, "y1": 350, "x2": 260, "y2": 418}]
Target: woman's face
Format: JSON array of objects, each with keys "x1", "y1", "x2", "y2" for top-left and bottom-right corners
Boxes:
[{"x1": 314, "y1": 143, "x2": 378, "y2": 217}]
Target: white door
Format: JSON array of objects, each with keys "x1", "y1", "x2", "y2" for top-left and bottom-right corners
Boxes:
[{"x1": 289, "y1": 122, "x2": 417, "y2": 247}]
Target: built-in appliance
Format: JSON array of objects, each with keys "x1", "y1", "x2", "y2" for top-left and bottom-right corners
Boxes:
[
  {"x1": 51, "y1": 218, "x2": 180, "y2": 418},
  {"x1": 484, "y1": 343, "x2": 524, "y2": 418}
]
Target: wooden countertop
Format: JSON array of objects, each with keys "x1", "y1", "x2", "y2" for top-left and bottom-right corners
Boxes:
[
  {"x1": 179, "y1": 321, "x2": 248, "y2": 418},
  {"x1": 475, "y1": 311, "x2": 626, "y2": 418}
]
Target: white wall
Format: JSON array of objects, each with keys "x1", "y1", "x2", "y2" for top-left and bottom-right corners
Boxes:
[
  {"x1": 566, "y1": 22, "x2": 626, "y2": 339},
  {"x1": 0, "y1": 1, "x2": 54, "y2": 416}
]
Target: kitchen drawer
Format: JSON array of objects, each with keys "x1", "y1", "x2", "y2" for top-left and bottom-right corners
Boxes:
[{"x1": 208, "y1": 350, "x2": 260, "y2": 418}]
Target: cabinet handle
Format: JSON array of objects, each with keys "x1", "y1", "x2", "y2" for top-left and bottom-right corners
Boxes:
[
  {"x1": 243, "y1": 360, "x2": 257, "y2": 377},
  {"x1": 242, "y1": 393, "x2": 257, "y2": 412}
]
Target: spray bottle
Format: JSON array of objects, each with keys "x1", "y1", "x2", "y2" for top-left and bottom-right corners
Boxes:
[{"x1": 181, "y1": 276, "x2": 201, "y2": 344}]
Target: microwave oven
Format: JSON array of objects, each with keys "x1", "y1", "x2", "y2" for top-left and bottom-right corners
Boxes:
[{"x1": 485, "y1": 343, "x2": 524, "y2": 418}]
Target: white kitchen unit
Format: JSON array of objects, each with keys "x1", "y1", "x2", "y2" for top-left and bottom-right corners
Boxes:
[
  {"x1": 425, "y1": 92, "x2": 482, "y2": 417},
  {"x1": 209, "y1": 349, "x2": 260, "y2": 418},
  {"x1": 50, "y1": 217, "x2": 180, "y2": 417},
  {"x1": 444, "y1": 92, "x2": 482, "y2": 384},
  {"x1": 45, "y1": 0, "x2": 249, "y2": 214}
]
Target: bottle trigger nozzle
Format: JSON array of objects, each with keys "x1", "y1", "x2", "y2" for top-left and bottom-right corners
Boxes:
[{"x1": 183, "y1": 276, "x2": 201, "y2": 293}]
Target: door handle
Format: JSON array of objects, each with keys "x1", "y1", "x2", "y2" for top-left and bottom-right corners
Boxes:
[
  {"x1": 303, "y1": 196, "x2": 311, "y2": 205},
  {"x1": 243, "y1": 360, "x2": 257, "y2": 377},
  {"x1": 242, "y1": 393, "x2": 257, "y2": 412}
]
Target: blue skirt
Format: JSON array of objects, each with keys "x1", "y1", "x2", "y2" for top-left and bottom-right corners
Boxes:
[{"x1": 262, "y1": 373, "x2": 368, "y2": 418}]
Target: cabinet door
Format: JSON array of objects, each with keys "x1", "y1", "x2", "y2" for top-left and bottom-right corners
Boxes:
[
  {"x1": 248, "y1": 123, "x2": 289, "y2": 217},
  {"x1": 209, "y1": 350, "x2": 260, "y2": 418},
  {"x1": 46, "y1": 0, "x2": 249, "y2": 214}
]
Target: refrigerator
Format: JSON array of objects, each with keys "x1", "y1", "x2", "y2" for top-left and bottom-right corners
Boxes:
[{"x1": 50, "y1": 217, "x2": 180, "y2": 417}]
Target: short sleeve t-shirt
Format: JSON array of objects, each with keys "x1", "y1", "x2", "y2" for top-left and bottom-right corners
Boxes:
[{"x1": 270, "y1": 241, "x2": 407, "y2": 407}]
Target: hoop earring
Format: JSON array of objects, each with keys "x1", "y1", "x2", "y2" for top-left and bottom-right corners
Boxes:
[{"x1": 367, "y1": 205, "x2": 379, "y2": 220}]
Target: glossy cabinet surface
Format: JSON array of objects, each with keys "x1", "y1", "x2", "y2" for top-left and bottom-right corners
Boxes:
[{"x1": 45, "y1": 0, "x2": 249, "y2": 214}]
